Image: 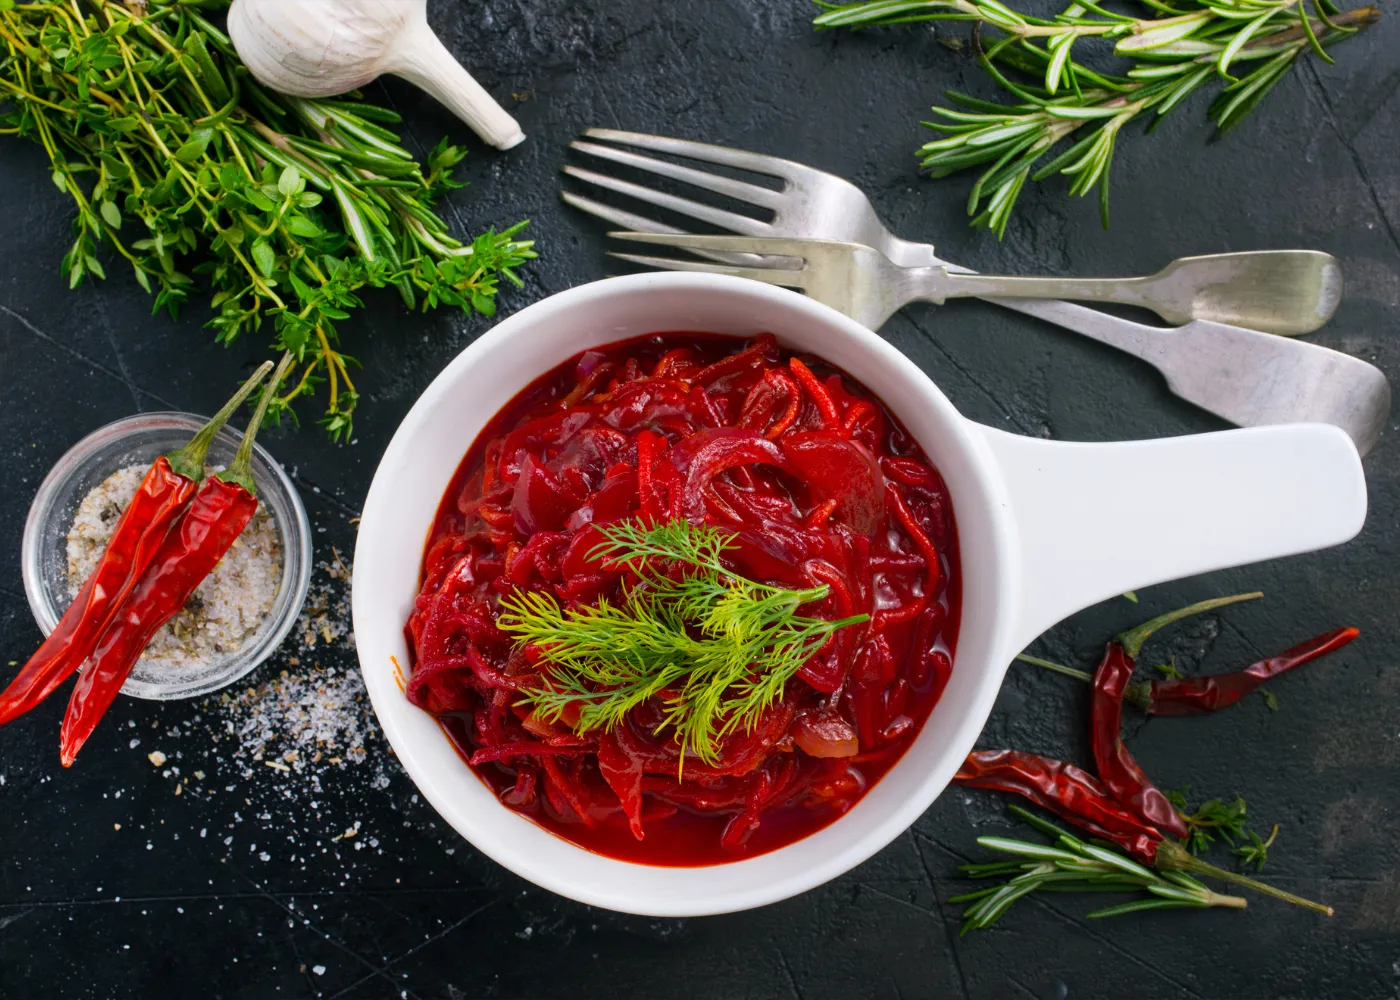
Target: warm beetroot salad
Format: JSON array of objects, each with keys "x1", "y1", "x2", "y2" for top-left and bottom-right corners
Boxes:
[{"x1": 406, "y1": 333, "x2": 960, "y2": 865}]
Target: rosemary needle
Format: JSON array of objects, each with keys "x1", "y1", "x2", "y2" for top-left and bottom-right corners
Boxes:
[
  {"x1": 814, "y1": 0, "x2": 1379, "y2": 237},
  {"x1": 954, "y1": 806, "x2": 1248, "y2": 931}
]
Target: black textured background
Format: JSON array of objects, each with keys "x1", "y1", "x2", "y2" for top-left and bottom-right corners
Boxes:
[{"x1": 2, "y1": 2, "x2": 1398, "y2": 998}]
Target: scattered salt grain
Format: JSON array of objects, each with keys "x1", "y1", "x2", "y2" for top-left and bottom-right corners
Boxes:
[
  {"x1": 297, "y1": 552, "x2": 354, "y2": 650},
  {"x1": 121, "y1": 559, "x2": 413, "y2": 881},
  {"x1": 218, "y1": 662, "x2": 372, "y2": 771}
]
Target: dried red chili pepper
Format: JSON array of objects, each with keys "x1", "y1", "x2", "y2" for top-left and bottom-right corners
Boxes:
[
  {"x1": 1128, "y1": 627, "x2": 1359, "y2": 716},
  {"x1": 58, "y1": 354, "x2": 291, "y2": 766},
  {"x1": 1091, "y1": 593, "x2": 1263, "y2": 839},
  {"x1": 0, "y1": 363, "x2": 272, "y2": 727},
  {"x1": 955, "y1": 749, "x2": 1165, "y2": 861},
  {"x1": 1093, "y1": 645, "x2": 1190, "y2": 838}
]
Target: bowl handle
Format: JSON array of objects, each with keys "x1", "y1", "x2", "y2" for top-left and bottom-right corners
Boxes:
[{"x1": 974, "y1": 422, "x2": 1368, "y2": 651}]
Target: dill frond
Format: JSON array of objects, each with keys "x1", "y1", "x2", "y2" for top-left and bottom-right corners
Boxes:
[{"x1": 499, "y1": 520, "x2": 869, "y2": 766}]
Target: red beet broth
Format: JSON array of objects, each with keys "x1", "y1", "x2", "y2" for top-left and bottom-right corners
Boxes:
[{"x1": 406, "y1": 333, "x2": 960, "y2": 865}]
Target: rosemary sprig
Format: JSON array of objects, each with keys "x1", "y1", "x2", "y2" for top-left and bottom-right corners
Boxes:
[
  {"x1": 0, "y1": 0, "x2": 535, "y2": 439},
  {"x1": 814, "y1": 0, "x2": 1379, "y2": 237},
  {"x1": 954, "y1": 805, "x2": 1247, "y2": 931},
  {"x1": 499, "y1": 520, "x2": 869, "y2": 768}
]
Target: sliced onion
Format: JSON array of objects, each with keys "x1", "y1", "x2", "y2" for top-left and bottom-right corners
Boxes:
[{"x1": 791, "y1": 710, "x2": 860, "y2": 758}]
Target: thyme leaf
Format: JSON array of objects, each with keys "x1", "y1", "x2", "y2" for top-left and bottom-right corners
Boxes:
[
  {"x1": 1166, "y1": 786, "x2": 1279, "y2": 864},
  {"x1": 0, "y1": 0, "x2": 535, "y2": 439},
  {"x1": 1232, "y1": 823, "x2": 1278, "y2": 871}
]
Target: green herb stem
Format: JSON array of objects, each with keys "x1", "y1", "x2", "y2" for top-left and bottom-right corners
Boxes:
[
  {"x1": 1155, "y1": 840, "x2": 1332, "y2": 915},
  {"x1": 0, "y1": 0, "x2": 536, "y2": 440},
  {"x1": 1015, "y1": 653, "x2": 1093, "y2": 683},
  {"x1": 814, "y1": 0, "x2": 1379, "y2": 236},
  {"x1": 955, "y1": 805, "x2": 1248, "y2": 930}
]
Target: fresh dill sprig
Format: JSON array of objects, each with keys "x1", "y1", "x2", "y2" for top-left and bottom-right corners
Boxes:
[
  {"x1": 814, "y1": 0, "x2": 1380, "y2": 237},
  {"x1": 498, "y1": 519, "x2": 869, "y2": 768}
]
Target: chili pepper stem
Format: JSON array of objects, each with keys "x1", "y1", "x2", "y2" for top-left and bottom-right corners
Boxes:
[
  {"x1": 165, "y1": 361, "x2": 274, "y2": 481},
  {"x1": 1124, "y1": 682, "x2": 1154, "y2": 713},
  {"x1": 1017, "y1": 654, "x2": 1165, "y2": 712},
  {"x1": 218, "y1": 353, "x2": 293, "y2": 494},
  {"x1": 1119, "y1": 592, "x2": 1264, "y2": 658},
  {"x1": 1155, "y1": 840, "x2": 1333, "y2": 916}
]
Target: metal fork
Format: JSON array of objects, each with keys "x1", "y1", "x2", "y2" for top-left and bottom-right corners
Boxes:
[
  {"x1": 562, "y1": 129, "x2": 1391, "y2": 455},
  {"x1": 610, "y1": 234, "x2": 1341, "y2": 336}
]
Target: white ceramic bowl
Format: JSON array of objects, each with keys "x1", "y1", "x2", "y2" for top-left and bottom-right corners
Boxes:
[{"x1": 352, "y1": 274, "x2": 1366, "y2": 916}]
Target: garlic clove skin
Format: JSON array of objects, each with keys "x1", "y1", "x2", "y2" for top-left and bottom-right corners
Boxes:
[
  {"x1": 386, "y1": 20, "x2": 526, "y2": 151},
  {"x1": 228, "y1": 0, "x2": 524, "y2": 150},
  {"x1": 228, "y1": 0, "x2": 408, "y2": 98}
]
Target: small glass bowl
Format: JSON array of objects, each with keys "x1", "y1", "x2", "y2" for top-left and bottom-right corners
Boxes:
[{"x1": 21, "y1": 412, "x2": 313, "y2": 701}]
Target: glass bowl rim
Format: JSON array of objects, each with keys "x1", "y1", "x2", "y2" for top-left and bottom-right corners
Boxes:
[{"x1": 20, "y1": 410, "x2": 313, "y2": 701}]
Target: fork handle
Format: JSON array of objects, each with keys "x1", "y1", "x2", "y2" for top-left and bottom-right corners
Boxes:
[
  {"x1": 978, "y1": 295, "x2": 1391, "y2": 456},
  {"x1": 925, "y1": 270, "x2": 1167, "y2": 320}
]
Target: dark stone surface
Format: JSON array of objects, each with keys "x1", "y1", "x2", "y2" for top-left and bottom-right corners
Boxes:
[{"x1": 1, "y1": 2, "x2": 1397, "y2": 997}]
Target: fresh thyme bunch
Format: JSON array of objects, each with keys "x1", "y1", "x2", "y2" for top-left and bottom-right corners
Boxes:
[
  {"x1": 814, "y1": 0, "x2": 1379, "y2": 237},
  {"x1": 499, "y1": 520, "x2": 869, "y2": 768},
  {"x1": 0, "y1": 0, "x2": 534, "y2": 438}
]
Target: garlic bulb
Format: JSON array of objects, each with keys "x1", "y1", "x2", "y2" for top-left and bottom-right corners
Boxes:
[{"x1": 228, "y1": 0, "x2": 524, "y2": 150}]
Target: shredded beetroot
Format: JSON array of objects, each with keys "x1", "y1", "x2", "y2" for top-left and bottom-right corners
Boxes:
[{"x1": 406, "y1": 333, "x2": 962, "y2": 865}]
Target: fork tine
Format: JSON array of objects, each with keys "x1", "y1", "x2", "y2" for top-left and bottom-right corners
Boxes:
[
  {"x1": 561, "y1": 192, "x2": 776, "y2": 267},
  {"x1": 608, "y1": 253, "x2": 807, "y2": 290},
  {"x1": 582, "y1": 128, "x2": 810, "y2": 183},
  {"x1": 563, "y1": 166, "x2": 769, "y2": 235},
  {"x1": 561, "y1": 191, "x2": 678, "y2": 235},
  {"x1": 610, "y1": 231, "x2": 834, "y2": 259},
  {"x1": 570, "y1": 140, "x2": 784, "y2": 210}
]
